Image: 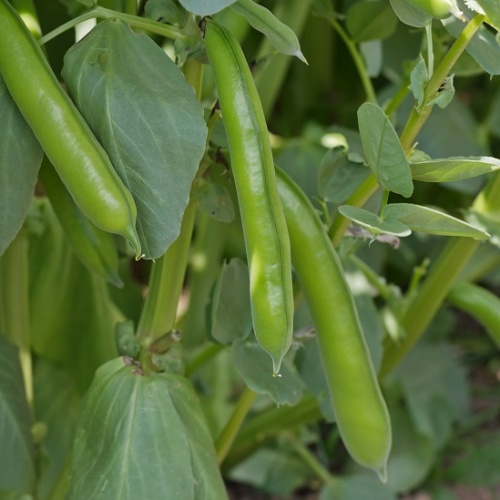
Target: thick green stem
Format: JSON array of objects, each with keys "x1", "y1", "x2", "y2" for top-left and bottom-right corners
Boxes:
[
  {"x1": 216, "y1": 387, "x2": 257, "y2": 465},
  {"x1": 326, "y1": 16, "x2": 377, "y2": 105},
  {"x1": 254, "y1": 0, "x2": 312, "y2": 119},
  {"x1": 185, "y1": 343, "x2": 224, "y2": 377},
  {"x1": 223, "y1": 394, "x2": 321, "y2": 470},
  {"x1": 379, "y1": 237, "x2": 479, "y2": 377},
  {"x1": 0, "y1": 230, "x2": 33, "y2": 408},
  {"x1": 39, "y1": 5, "x2": 183, "y2": 46}
]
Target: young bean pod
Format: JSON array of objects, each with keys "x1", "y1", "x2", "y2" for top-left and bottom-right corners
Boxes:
[
  {"x1": 39, "y1": 159, "x2": 123, "y2": 287},
  {"x1": 204, "y1": 19, "x2": 293, "y2": 374},
  {"x1": 0, "y1": 0, "x2": 141, "y2": 256},
  {"x1": 276, "y1": 168, "x2": 392, "y2": 478}
]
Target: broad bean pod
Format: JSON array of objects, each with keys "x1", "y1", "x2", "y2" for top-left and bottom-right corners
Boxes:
[
  {"x1": 204, "y1": 19, "x2": 294, "y2": 374},
  {"x1": 0, "y1": 0, "x2": 141, "y2": 256},
  {"x1": 276, "y1": 167, "x2": 392, "y2": 478}
]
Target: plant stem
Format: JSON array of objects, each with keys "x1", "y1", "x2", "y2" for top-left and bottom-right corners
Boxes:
[
  {"x1": 0, "y1": 230, "x2": 33, "y2": 409},
  {"x1": 379, "y1": 237, "x2": 479, "y2": 377},
  {"x1": 223, "y1": 394, "x2": 321, "y2": 470},
  {"x1": 326, "y1": 15, "x2": 377, "y2": 105},
  {"x1": 185, "y1": 343, "x2": 225, "y2": 377},
  {"x1": 289, "y1": 438, "x2": 334, "y2": 484},
  {"x1": 350, "y1": 254, "x2": 390, "y2": 300},
  {"x1": 38, "y1": 5, "x2": 183, "y2": 46},
  {"x1": 425, "y1": 22, "x2": 434, "y2": 79},
  {"x1": 254, "y1": 0, "x2": 312, "y2": 119},
  {"x1": 216, "y1": 387, "x2": 257, "y2": 465}
]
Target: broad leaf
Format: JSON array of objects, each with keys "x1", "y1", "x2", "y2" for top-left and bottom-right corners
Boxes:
[
  {"x1": 62, "y1": 20, "x2": 207, "y2": 260},
  {"x1": 411, "y1": 156, "x2": 500, "y2": 182},
  {"x1": 319, "y1": 474, "x2": 395, "y2": 500},
  {"x1": 338, "y1": 205, "x2": 412, "y2": 237},
  {"x1": 34, "y1": 361, "x2": 81, "y2": 500},
  {"x1": 357, "y1": 103, "x2": 413, "y2": 197},
  {"x1": 443, "y1": 16, "x2": 500, "y2": 76},
  {"x1": 0, "y1": 337, "x2": 35, "y2": 494},
  {"x1": 318, "y1": 147, "x2": 370, "y2": 203},
  {"x1": 346, "y1": 0, "x2": 398, "y2": 42},
  {"x1": 67, "y1": 358, "x2": 227, "y2": 499},
  {"x1": 383, "y1": 203, "x2": 489, "y2": 239},
  {"x1": 389, "y1": 0, "x2": 432, "y2": 27},
  {"x1": 178, "y1": 0, "x2": 236, "y2": 15},
  {"x1": 194, "y1": 178, "x2": 235, "y2": 223},
  {"x1": 145, "y1": 0, "x2": 183, "y2": 24},
  {"x1": 408, "y1": 56, "x2": 428, "y2": 107},
  {"x1": 0, "y1": 78, "x2": 43, "y2": 256},
  {"x1": 211, "y1": 259, "x2": 252, "y2": 344},
  {"x1": 231, "y1": 0, "x2": 306, "y2": 62},
  {"x1": 475, "y1": 0, "x2": 500, "y2": 32},
  {"x1": 231, "y1": 340, "x2": 303, "y2": 406}
]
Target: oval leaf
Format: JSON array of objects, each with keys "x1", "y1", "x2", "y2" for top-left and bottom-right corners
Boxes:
[
  {"x1": 231, "y1": 340, "x2": 303, "y2": 406},
  {"x1": 389, "y1": 0, "x2": 433, "y2": 27},
  {"x1": 346, "y1": 0, "x2": 398, "y2": 42},
  {"x1": 0, "y1": 78, "x2": 43, "y2": 256},
  {"x1": 231, "y1": 0, "x2": 306, "y2": 62},
  {"x1": 67, "y1": 357, "x2": 227, "y2": 500},
  {"x1": 383, "y1": 203, "x2": 489, "y2": 239},
  {"x1": 62, "y1": 20, "x2": 207, "y2": 260},
  {"x1": 357, "y1": 103, "x2": 413, "y2": 197},
  {"x1": 338, "y1": 205, "x2": 412, "y2": 236},
  {"x1": 178, "y1": 0, "x2": 236, "y2": 15},
  {"x1": 194, "y1": 178, "x2": 235, "y2": 223},
  {"x1": 0, "y1": 336, "x2": 35, "y2": 493},
  {"x1": 411, "y1": 156, "x2": 500, "y2": 182}
]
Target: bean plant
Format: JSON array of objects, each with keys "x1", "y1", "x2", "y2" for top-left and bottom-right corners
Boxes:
[{"x1": 1, "y1": 0, "x2": 500, "y2": 498}]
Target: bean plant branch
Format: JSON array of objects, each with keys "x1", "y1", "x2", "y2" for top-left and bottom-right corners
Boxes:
[
  {"x1": 216, "y1": 387, "x2": 257, "y2": 465},
  {"x1": 38, "y1": 5, "x2": 183, "y2": 46},
  {"x1": 288, "y1": 437, "x2": 335, "y2": 485}
]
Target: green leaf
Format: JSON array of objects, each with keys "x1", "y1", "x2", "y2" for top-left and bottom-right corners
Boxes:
[
  {"x1": 62, "y1": 20, "x2": 207, "y2": 260},
  {"x1": 0, "y1": 78, "x2": 43, "y2": 256},
  {"x1": 360, "y1": 40, "x2": 382, "y2": 77},
  {"x1": 411, "y1": 156, "x2": 500, "y2": 182},
  {"x1": 346, "y1": 0, "x2": 398, "y2": 42},
  {"x1": 427, "y1": 74, "x2": 455, "y2": 109},
  {"x1": 475, "y1": 0, "x2": 500, "y2": 32},
  {"x1": 194, "y1": 178, "x2": 235, "y2": 223},
  {"x1": 178, "y1": 0, "x2": 236, "y2": 15},
  {"x1": 34, "y1": 361, "x2": 81, "y2": 500},
  {"x1": 357, "y1": 103, "x2": 413, "y2": 197},
  {"x1": 443, "y1": 16, "x2": 500, "y2": 76},
  {"x1": 67, "y1": 358, "x2": 227, "y2": 500},
  {"x1": 231, "y1": 339, "x2": 303, "y2": 406},
  {"x1": 319, "y1": 474, "x2": 395, "y2": 500},
  {"x1": 338, "y1": 205, "x2": 412, "y2": 237},
  {"x1": 211, "y1": 259, "x2": 252, "y2": 344},
  {"x1": 144, "y1": 0, "x2": 183, "y2": 24},
  {"x1": 28, "y1": 200, "x2": 118, "y2": 394},
  {"x1": 408, "y1": 56, "x2": 428, "y2": 107},
  {"x1": 383, "y1": 203, "x2": 489, "y2": 239},
  {"x1": 389, "y1": 0, "x2": 433, "y2": 27},
  {"x1": 231, "y1": 0, "x2": 306, "y2": 62},
  {"x1": 467, "y1": 210, "x2": 500, "y2": 249},
  {"x1": 0, "y1": 337, "x2": 35, "y2": 494},
  {"x1": 318, "y1": 147, "x2": 370, "y2": 203}
]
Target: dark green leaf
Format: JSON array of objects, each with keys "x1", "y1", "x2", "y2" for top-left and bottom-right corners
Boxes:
[
  {"x1": 346, "y1": 0, "x2": 398, "y2": 42},
  {"x1": 0, "y1": 78, "x2": 43, "y2": 256},
  {"x1": 411, "y1": 156, "x2": 500, "y2": 182},
  {"x1": 383, "y1": 203, "x2": 489, "y2": 239},
  {"x1": 144, "y1": 0, "x2": 183, "y2": 24},
  {"x1": 34, "y1": 361, "x2": 81, "y2": 500},
  {"x1": 357, "y1": 103, "x2": 413, "y2": 197},
  {"x1": 211, "y1": 259, "x2": 252, "y2": 344},
  {"x1": 319, "y1": 474, "x2": 395, "y2": 500},
  {"x1": 231, "y1": 340, "x2": 303, "y2": 406},
  {"x1": 427, "y1": 74, "x2": 455, "y2": 109},
  {"x1": 231, "y1": 0, "x2": 306, "y2": 62},
  {"x1": 62, "y1": 20, "x2": 207, "y2": 260},
  {"x1": 408, "y1": 56, "x2": 428, "y2": 107},
  {"x1": 67, "y1": 358, "x2": 227, "y2": 499},
  {"x1": 178, "y1": 0, "x2": 236, "y2": 15},
  {"x1": 318, "y1": 147, "x2": 370, "y2": 203},
  {"x1": 194, "y1": 179, "x2": 235, "y2": 223},
  {"x1": 389, "y1": 0, "x2": 432, "y2": 27},
  {"x1": 114, "y1": 320, "x2": 141, "y2": 358},
  {"x1": 0, "y1": 337, "x2": 35, "y2": 494},
  {"x1": 338, "y1": 205, "x2": 412, "y2": 237}
]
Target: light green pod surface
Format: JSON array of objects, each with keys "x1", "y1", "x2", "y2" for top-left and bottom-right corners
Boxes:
[
  {"x1": 276, "y1": 168, "x2": 392, "y2": 477},
  {"x1": 204, "y1": 20, "x2": 293, "y2": 374},
  {"x1": 39, "y1": 159, "x2": 123, "y2": 287},
  {"x1": 0, "y1": 0, "x2": 140, "y2": 255},
  {"x1": 448, "y1": 281, "x2": 500, "y2": 348}
]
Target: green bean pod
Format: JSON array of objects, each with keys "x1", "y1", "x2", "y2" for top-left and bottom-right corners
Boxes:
[
  {"x1": 0, "y1": 0, "x2": 141, "y2": 256},
  {"x1": 204, "y1": 19, "x2": 293, "y2": 374},
  {"x1": 276, "y1": 167, "x2": 392, "y2": 478},
  {"x1": 39, "y1": 158, "x2": 123, "y2": 287},
  {"x1": 447, "y1": 281, "x2": 500, "y2": 348}
]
